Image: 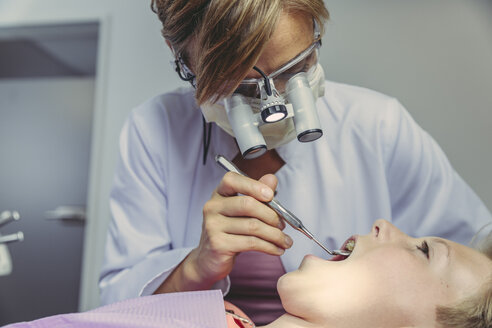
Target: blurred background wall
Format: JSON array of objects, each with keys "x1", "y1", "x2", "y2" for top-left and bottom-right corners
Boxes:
[
  {"x1": 322, "y1": 0, "x2": 492, "y2": 211},
  {"x1": 0, "y1": 0, "x2": 491, "y2": 320}
]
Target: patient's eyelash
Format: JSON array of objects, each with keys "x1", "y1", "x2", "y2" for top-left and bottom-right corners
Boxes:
[{"x1": 417, "y1": 240, "x2": 430, "y2": 259}]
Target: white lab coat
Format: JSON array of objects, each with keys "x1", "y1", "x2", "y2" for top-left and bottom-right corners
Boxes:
[{"x1": 99, "y1": 81, "x2": 491, "y2": 305}]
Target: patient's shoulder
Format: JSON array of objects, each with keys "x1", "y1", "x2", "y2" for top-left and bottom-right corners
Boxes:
[{"x1": 224, "y1": 301, "x2": 254, "y2": 328}]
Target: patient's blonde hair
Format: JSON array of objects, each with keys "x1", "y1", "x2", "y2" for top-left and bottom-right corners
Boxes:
[
  {"x1": 150, "y1": 0, "x2": 329, "y2": 104},
  {"x1": 436, "y1": 227, "x2": 492, "y2": 328}
]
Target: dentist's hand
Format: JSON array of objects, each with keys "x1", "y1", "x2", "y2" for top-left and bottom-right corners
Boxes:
[
  {"x1": 189, "y1": 172, "x2": 292, "y2": 286},
  {"x1": 153, "y1": 172, "x2": 292, "y2": 294}
]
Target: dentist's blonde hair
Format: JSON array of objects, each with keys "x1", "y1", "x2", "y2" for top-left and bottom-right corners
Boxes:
[{"x1": 150, "y1": 0, "x2": 329, "y2": 104}]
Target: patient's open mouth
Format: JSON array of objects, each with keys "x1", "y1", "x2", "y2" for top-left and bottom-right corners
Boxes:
[{"x1": 330, "y1": 235, "x2": 357, "y2": 261}]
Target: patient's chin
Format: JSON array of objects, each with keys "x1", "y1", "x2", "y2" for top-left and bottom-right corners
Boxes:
[
  {"x1": 276, "y1": 274, "x2": 298, "y2": 313},
  {"x1": 276, "y1": 273, "x2": 314, "y2": 319},
  {"x1": 276, "y1": 273, "x2": 289, "y2": 298},
  {"x1": 276, "y1": 270, "x2": 304, "y2": 295}
]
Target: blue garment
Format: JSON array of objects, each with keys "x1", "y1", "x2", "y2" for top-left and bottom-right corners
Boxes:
[{"x1": 99, "y1": 81, "x2": 491, "y2": 305}]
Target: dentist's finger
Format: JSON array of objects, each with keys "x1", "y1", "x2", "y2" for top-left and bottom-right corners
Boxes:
[
  {"x1": 215, "y1": 172, "x2": 274, "y2": 202},
  {"x1": 223, "y1": 216, "x2": 293, "y2": 250},
  {"x1": 204, "y1": 195, "x2": 283, "y2": 230}
]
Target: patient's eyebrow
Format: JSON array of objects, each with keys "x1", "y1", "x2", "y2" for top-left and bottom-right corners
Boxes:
[{"x1": 433, "y1": 238, "x2": 451, "y2": 263}]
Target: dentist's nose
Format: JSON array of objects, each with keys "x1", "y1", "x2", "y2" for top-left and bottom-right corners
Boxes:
[{"x1": 372, "y1": 219, "x2": 407, "y2": 242}]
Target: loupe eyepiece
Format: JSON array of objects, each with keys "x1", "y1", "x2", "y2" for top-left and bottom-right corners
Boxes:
[
  {"x1": 286, "y1": 72, "x2": 323, "y2": 142},
  {"x1": 224, "y1": 94, "x2": 267, "y2": 159}
]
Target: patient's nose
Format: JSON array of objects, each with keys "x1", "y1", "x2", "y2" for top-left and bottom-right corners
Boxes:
[{"x1": 372, "y1": 219, "x2": 407, "y2": 242}]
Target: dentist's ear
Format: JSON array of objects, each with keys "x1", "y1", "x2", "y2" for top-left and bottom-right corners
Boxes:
[
  {"x1": 165, "y1": 39, "x2": 177, "y2": 57},
  {"x1": 165, "y1": 39, "x2": 173, "y2": 50}
]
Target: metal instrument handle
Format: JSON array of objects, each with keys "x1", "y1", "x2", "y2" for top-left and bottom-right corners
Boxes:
[
  {"x1": 215, "y1": 155, "x2": 314, "y2": 238},
  {"x1": 214, "y1": 155, "x2": 351, "y2": 257},
  {"x1": 215, "y1": 155, "x2": 244, "y2": 175},
  {"x1": 268, "y1": 199, "x2": 313, "y2": 237}
]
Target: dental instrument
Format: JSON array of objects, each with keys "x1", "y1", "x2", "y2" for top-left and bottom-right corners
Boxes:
[{"x1": 215, "y1": 155, "x2": 351, "y2": 257}]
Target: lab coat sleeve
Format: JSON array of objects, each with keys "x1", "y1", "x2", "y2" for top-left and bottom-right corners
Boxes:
[
  {"x1": 99, "y1": 111, "x2": 192, "y2": 305},
  {"x1": 381, "y1": 98, "x2": 491, "y2": 243}
]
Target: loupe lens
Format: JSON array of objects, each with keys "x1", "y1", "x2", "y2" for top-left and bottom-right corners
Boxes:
[
  {"x1": 244, "y1": 145, "x2": 267, "y2": 159},
  {"x1": 297, "y1": 129, "x2": 322, "y2": 142}
]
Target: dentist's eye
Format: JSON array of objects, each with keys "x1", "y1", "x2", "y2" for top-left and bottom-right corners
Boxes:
[{"x1": 417, "y1": 240, "x2": 430, "y2": 259}]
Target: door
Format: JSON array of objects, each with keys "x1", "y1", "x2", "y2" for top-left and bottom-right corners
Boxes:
[
  {"x1": 0, "y1": 22, "x2": 97, "y2": 325},
  {"x1": 0, "y1": 78, "x2": 95, "y2": 324}
]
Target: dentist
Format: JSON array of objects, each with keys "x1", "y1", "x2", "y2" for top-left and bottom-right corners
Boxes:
[{"x1": 99, "y1": 1, "x2": 492, "y2": 325}]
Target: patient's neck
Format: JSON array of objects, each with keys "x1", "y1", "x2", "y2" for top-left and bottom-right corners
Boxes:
[{"x1": 260, "y1": 313, "x2": 320, "y2": 328}]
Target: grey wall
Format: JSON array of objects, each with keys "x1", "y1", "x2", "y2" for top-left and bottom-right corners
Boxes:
[{"x1": 322, "y1": 0, "x2": 492, "y2": 209}]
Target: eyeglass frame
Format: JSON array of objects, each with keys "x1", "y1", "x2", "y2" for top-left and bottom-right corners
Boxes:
[
  {"x1": 172, "y1": 19, "x2": 321, "y2": 93},
  {"x1": 174, "y1": 52, "x2": 197, "y2": 88},
  {"x1": 241, "y1": 40, "x2": 320, "y2": 84},
  {"x1": 234, "y1": 38, "x2": 321, "y2": 99}
]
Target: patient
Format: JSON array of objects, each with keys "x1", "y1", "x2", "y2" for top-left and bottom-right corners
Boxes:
[
  {"x1": 5, "y1": 219, "x2": 491, "y2": 328},
  {"x1": 263, "y1": 219, "x2": 492, "y2": 328}
]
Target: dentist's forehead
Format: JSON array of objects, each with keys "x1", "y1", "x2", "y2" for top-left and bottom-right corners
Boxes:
[{"x1": 245, "y1": 12, "x2": 313, "y2": 78}]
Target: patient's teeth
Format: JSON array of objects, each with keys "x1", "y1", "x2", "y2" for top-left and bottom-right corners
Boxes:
[{"x1": 345, "y1": 239, "x2": 355, "y2": 252}]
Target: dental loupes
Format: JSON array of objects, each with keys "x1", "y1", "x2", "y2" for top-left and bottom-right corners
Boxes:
[{"x1": 215, "y1": 155, "x2": 351, "y2": 257}]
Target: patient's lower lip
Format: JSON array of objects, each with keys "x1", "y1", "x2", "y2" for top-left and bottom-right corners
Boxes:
[
  {"x1": 299, "y1": 254, "x2": 321, "y2": 268},
  {"x1": 302, "y1": 254, "x2": 325, "y2": 264},
  {"x1": 304, "y1": 254, "x2": 321, "y2": 260},
  {"x1": 329, "y1": 254, "x2": 346, "y2": 261}
]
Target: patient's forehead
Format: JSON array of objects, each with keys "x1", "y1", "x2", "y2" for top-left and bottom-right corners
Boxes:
[{"x1": 441, "y1": 239, "x2": 492, "y2": 299}]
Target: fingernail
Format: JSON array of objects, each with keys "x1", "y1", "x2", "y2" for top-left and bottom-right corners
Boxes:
[
  {"x1": 261, "y1": 187, "x2": 273, "y2": 199},
  {"x1": 285, "y1": 235, "x2": 293, "y2": 247},
  {"x1": 277, "y1": 247, "x2": 285, "y2": 255},
  {"x1": 277, "y1": 221, "x2": 285, "y2": 230}
]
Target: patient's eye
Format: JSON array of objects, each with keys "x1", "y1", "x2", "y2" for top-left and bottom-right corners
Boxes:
[{"x1": 417, "y1": 240, "x2": 430, "y2": 259}]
